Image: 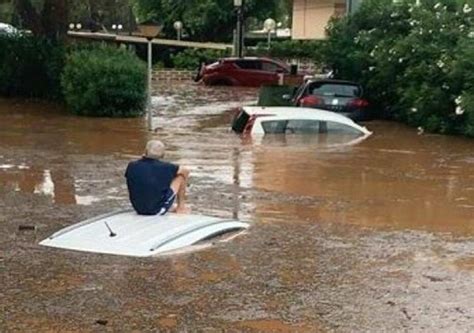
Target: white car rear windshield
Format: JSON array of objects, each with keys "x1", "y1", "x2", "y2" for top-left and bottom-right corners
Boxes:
[{"x1": 261, "y1": 119, "x2": 363, "y2": 135}]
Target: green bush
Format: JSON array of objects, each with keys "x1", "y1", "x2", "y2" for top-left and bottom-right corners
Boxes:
[
  {"x1": 253, "y1": 39, "x2": 325, "y2": 63},
  {"x1": 171, "y1": 48, "x2": 227, "y2": 70},
  {"x1": 0, "y1": 35, "x2": 65, "y2": 99},
  {"x1": 323, "y1": 0, "x2": 474, "y2": 136},
  {"x1": 61, "y1": 46, "x2": 147, "y2": 117}
]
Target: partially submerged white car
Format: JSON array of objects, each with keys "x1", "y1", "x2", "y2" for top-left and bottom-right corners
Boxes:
[
  {"x1": 0, "y1": 23, "x2": 20, "y2": 36},
  {"x1": 231, "y1": 106, "x2": 372, "y2": 138}
]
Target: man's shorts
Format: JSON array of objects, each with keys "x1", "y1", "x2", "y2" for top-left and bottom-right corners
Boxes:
[{"x1": 158, "y1": 188, "x2": 176, "y2": 215}]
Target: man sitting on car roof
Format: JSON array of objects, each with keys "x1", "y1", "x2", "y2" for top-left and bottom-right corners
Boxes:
[{"x1": 125, "y1": 140, "x2": 190, "y2": 216}]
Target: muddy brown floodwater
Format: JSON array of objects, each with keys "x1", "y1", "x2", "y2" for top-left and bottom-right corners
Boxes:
[{"x1": 1, "y1": 83, "x2": 474, "y2": 332}]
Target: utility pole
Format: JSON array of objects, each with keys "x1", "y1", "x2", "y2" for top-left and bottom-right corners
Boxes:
[
  {"x1": 346, "y1": 0, "x2": 353, "y2": 14},
  {"x1": 234, "y1": 0, "x2": 244, "y2": 58}
]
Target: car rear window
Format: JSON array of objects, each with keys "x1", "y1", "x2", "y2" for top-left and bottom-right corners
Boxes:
[
  {"x1": 234, "y1": 60, "x2": 262, "y2": 70},
  {"x1": 261, "y1": 62, "x2": 285, "y2": 73},
  {"x1": 232, "y1": 110, "x2": 250, "y2": 133},
  {"x1": 261, "y1": 119, "x2": 362, "y2": 135},
  {"x1": 310, "y1": 83, "x2": 361, "y2": 97}
]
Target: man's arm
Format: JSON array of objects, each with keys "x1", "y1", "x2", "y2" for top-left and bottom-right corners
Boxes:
[{"x1": 176, "y1": 166, "x2": 190, "y2": 179}]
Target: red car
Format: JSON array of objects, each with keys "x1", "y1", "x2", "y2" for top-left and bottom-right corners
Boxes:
[{"x1": 195, "y1": 57, "x2": 291, "y2": 87}]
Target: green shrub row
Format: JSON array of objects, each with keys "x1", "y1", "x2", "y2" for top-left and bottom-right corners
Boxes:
[
  {"x1": 252, "y1": 39, "x2": 325, "y2": 62},
  {"x1": 171, "y1": 48, "x2": 228, "y2": 70},
  {"x1": 0, "y1": 35, "x2": 65, "y2": 100},
  {"x1": 323, "y1": 0, "x2": 474, "y2": 136},
  {"x1": 0, "y1": 35, "x2": 147, "y2": 117}
]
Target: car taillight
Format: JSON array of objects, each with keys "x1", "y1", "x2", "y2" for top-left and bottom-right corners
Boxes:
[
  {"x1": 349, "y1": 98, "x2": 369, "y2": 108},
  {"x1": 300, "y1": 95, "x2": 322, "y2": 107}
]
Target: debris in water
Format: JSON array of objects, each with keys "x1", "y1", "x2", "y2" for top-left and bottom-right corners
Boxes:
[{"x1": 18, "y1": 225, "x2": 36, "y2": 231}]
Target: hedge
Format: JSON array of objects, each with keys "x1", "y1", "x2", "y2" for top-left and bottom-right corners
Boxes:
[
  {"x1": 0, "y1": 35, "x2": 65, "y2": 100},
  {"x1": 61, "y1": 46, "x2": 147, "y2": 117},
  {"x1": 171, "y1": 48, "x2": 228, "y2": 70},
  {"x1": 323, "y1": 0, "x2": 474, "y2": 136},
  {"x1": 252, "y1": 39, "x2": 325, "y2": 62}
]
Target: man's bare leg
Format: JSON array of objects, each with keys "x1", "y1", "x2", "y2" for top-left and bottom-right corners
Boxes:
[{"x1": 170, "y1": 175, "x2": 190, "y2": 214}]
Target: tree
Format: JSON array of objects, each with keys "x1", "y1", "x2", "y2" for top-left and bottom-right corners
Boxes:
[
  {"x1": 133, "y1": 0, "x2": 282, "y2": 42},
  {"x1": 13, "y1": 0, "x2": 67, "y2": 39}
]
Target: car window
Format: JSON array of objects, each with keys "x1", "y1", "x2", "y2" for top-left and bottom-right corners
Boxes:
[
  {"x1": 234, "y1": 60, "x2": 262, "y2": 70},
  {"x1": 310, "y1": 83, "x2": 361, "y2": 97},
  {"x1": 261, "y1": 120, "x2": 287, "y2": 134},
  {"x1": 286, "y1": 120, "x2": 321, "y2": 134},
  {"x1": 261, "y1": 119, "x2": 362, "y2": 136},
  {"x1": 325, "y1": 121, "x2": 362, "y2": 135},
  {"x1": 261, "y1": 62, "x2": 282, "y2": 73}
]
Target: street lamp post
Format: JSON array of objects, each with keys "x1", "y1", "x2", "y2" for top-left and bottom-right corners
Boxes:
[
  {"x1": 137, "y1": 20, "x2": 162, "y2": 131},
  {"x1": 263, "y1": 18, "x2": 276, "y2": 48},
  {"x1": 173, "y1": 21, "x2": 183, "y2": 41},
  {"x1": 234, "y1": 0, "x2": 244, "y2": 58}
]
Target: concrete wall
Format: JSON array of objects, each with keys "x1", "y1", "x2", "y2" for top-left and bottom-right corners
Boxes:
[
  {"x1": 292, "y1": 0, "x2": 346, "y2": 40},
  {"x1": 152, "y1": 69, "x2": 195, "y2": 82}
]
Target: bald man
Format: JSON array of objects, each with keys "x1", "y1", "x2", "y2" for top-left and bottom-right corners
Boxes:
[{"x1": 125, "y1": 140, "x2": 190, "y2": 215}]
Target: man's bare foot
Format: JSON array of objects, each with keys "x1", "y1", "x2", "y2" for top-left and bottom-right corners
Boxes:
[
  {"x1": 169, "y1": 205, "x2": 177, "y2": 213},
  {"x1": 175, "y1": 206, "x2": 191, "y2": 214}
]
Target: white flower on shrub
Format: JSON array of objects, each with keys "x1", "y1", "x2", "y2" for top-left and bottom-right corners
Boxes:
[
  {"x1": 455, "y1": 96, "x2": 465, "y2": 115},
  {"x1": 434, "y1": 3, "x2": 442, "y2": 10},
  {"x1": 459, "y1": 24, "x2": 466, "y2": 31},
  {"x1": 411, "y1": 107, "x2": 418, "y2": 113},
  {"x1": 370, "y1": 49, "x2": 376, "y2": 57},
  {"x1": 469, "y1": 31, "x2": 474, "y2": 38},
  {"x1": 463, "y1": 4, "x2": 472, "y2": 14},
  {"x1": 437, "y1": 60, "x2": 445, "y2": 68},
  {"x1": 369, "y1": 66, "x2": 376, "y2": 71},
  {"x1": 398, "y1": 58, "x2": 404, "y2": 63},
  {"x1": 442, "y1": 83, "x2": 449, "y2": 90}
]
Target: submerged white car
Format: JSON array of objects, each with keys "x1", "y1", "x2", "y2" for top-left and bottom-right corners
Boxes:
[
  {"x1": 231, "y1": 106, "x2": 372, "y2": 138},
  {"x1": 0, "y1": 23, "x2": 20, "y2": 36}
]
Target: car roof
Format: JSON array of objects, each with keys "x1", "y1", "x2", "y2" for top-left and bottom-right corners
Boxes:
[
  {"x1": 306, "y1": 79, "x2": 360, "y2": 86},
  {"x1": 221, "y1": 57, "x2": 285, "y2": 64},
  {"x1": 242, "y1": 106, "x2": 372, "y2": 135}
]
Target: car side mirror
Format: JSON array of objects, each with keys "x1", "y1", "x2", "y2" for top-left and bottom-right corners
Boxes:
[{"x1": 282, "y1": 94, "x2": 292, "y2": 101}]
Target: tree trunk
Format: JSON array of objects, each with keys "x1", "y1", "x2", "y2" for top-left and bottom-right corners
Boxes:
[
  {"x1": 41, "y1": 0, "x2": 68, "y2": 40},
  {"x1": 14, "y1": 0, "x2": 43, "y2": 35}
]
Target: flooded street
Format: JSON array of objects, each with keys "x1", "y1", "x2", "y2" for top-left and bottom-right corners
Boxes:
[{"x1": 1, "y1": 84, "x2": 474, "y2": 332}]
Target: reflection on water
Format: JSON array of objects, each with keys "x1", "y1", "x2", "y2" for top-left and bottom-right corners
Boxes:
[
  {"x1": 252, "y1": 123, "x2": 474, "y2": 234},
  {"x1": 1, "y1": 84, "x2": 474, "y2": 235}
]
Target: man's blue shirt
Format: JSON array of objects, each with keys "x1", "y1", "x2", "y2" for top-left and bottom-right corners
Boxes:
[{"x1": 125, "y1": 157, "x2": 179, "y2": 215}]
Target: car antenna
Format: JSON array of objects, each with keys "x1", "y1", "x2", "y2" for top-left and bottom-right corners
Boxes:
[{"x1": 104, "y1": 221, "x2": 117, "y2": 237}]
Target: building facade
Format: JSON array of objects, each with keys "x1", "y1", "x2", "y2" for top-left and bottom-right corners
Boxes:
[{"x1": 292, "y1": 0, "x2": 363, "y2": 40}]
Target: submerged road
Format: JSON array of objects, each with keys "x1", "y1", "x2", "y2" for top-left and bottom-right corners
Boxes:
[{"x1": 1, "y1": 83, "x2": 474, "y2": 332}]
